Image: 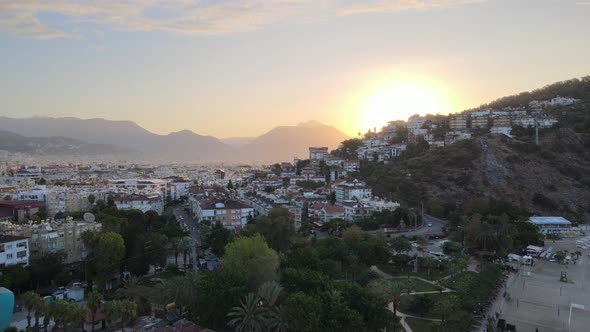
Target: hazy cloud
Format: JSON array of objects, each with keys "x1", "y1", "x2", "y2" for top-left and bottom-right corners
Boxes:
[{"x1": 0, "y1": 0, "x2": 481, "y2": 39}]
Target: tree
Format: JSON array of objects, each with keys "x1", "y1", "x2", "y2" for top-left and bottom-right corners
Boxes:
[
  {"x1": 47, "y1": 300, "x2": 71, "y2": 331},
  {"x1": 86, "y1": 291, "x2": 104, "y2": 332},
  {"x1": 208, "y1": 221, "x2": 233, "y2": 256},
  {"x1": 369, "y1": 280, "x2": 411, "y2": 332},
  {"x1": 193, "y1": 268, "x2": 249, "y2": 328},
  {"x1": 433, "y1": 294, "x2": 460, "y2": 323},
  {"x1": 22, "y1": 292, "x2": 42, "y2": 329},
  {"x1": 88, "y1": 194, "x2": 96, "y2": 206},
  {"x1": 67, "y1": 304, "x2": 87, "y2": 331},
  {"x1": 94, "y1": 232, "x2": 125, "y2": 288},
  {"x1": 246, "y1": 208, "x2": 296, "y2": 253},
  {"x1": 3, "y1": 195, "x2": 11, "y2": 200},
  {"x1": 227, "y1": 180, "x2": 234, "y2": 190},
  {"x1": 389, "y1": 237, "x2": 411, "y2": 254},
  {"x1": 220, "y1": 235, "x2": 279, "y2": 291},
  {"x1": 227, "y1": 293, "x2": 268, "y2": 332},
  {"x1": 285, "y1": 292, "x2": 322, "y2": 332}
]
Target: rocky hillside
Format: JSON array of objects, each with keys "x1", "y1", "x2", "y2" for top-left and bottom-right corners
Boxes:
[{"x1": 360, "y1": 103, "x2": 590, "y2": 223}]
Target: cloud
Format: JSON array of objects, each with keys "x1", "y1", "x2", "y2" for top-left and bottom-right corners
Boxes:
[
  {"x1": 339, "y1": 0, "x2": 483, "y2": 15},
  {"x1": 0, "y1": 0, "x2": 481, "y2": 39}
]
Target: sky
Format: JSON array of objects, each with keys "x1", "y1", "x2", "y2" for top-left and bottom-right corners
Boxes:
[{"x1": 0, "y1": 0, "x2": 589, "y2": 138}]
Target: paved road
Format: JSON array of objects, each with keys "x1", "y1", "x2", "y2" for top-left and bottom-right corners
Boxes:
[
  {"x1": 173, "y1": 206, "x2": 201, "y2": 247},
  {"x1": 389, "y1": 214, "x2": 447, "y2": 238}
]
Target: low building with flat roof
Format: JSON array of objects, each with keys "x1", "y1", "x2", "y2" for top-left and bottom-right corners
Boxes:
[{"x1": 528, "y1": 216, "x2": 572, "y2": 234}]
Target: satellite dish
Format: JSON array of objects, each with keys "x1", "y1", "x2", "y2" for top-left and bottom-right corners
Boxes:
[{"x1": 83, "y1": 212, "x2": 95, "y2": 222}]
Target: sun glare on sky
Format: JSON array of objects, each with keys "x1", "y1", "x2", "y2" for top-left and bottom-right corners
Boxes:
[{"x1": 357, "y1": 78, "x2": 450, "y2": 133}]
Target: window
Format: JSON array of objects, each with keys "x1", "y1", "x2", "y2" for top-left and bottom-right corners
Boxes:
[
  {"x1": 17, "y1": 242, "x2": 27, "y2": 248},
  {"x1": 17, "y1": 251, "x2": 27, "y2": 258},
  {"x1": 0, "y1": 244, "x2": 4, "y2": 253},
  {"x1": 5, "y1": 244, "x2": 12, "y2": 249},
  {"x1": 6, "y1": 254, "x2": 13, "y2": 259},
  {"x1": 59, "y1": 233, "x2": 65, "y2": 238}
]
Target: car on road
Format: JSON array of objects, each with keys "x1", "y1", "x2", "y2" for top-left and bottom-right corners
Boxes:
[
  {"x1": 427, "y1": 223, "x2": 433, "y2": 227},
  {"x1": 411, "y1": 242, "x2": 420, "y2": 248}
]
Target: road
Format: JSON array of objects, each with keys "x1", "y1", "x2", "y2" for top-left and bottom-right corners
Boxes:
[
  {"x1": 388, "y1": 214, "x2": 447, "y2": 238},
  {"x1": 172, "y1": 205, "x2": 201, "y2": 247}
]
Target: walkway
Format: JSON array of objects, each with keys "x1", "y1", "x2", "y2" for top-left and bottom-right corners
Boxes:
[{"x1": 371, "y1": 266, "x2": 450, "y2": 332}]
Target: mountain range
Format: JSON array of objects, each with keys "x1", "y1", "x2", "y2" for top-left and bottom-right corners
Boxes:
[
  {"x1": 0, "y1": 130, "x2": 136, "y2": 157},
  {"x1": 0, "y1": 117, "x2": 349, "y2": 162}
]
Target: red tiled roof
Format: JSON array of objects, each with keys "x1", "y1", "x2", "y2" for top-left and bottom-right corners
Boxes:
[{"x1": 321, "y1": 205, "x2": 344, "y2": 214}]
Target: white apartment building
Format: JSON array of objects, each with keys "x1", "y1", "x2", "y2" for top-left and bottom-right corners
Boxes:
[
  {"x1": 309, "y1": 147, "x2": 329, "y2": 161},
  {"x1": 335, "y1": 179, "x2": 372, "y2": 203},
  {"x1": 0, "y1": 235, "x2": 29, "y2": 270},
  {"x1": 108, "y1": 179, "x2": 168, "y2": 195},
  {"x1": 114, "y1": 194, "x2": 164, "y2": 215}
]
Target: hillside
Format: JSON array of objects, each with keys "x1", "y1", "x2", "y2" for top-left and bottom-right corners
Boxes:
[
  {"x1": 0, "y1": 130, "x2": 137, "y2": 157},
  {"x1": 360, "y1": 100, "x2": 590, "y2": 223}
]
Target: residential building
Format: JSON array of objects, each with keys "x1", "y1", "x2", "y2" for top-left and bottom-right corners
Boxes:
[
  {"x1": 342, "y1": 202, "x2": 372, "y2": 222},
  {"x1": 334, "y1": 180, "x2": 372, "y2": 203},
  {"x1": 18, "y1": 220, "x2": 102, "y2": 263},
  {"x1": 449, "y1": 114, "x2": 467, "y2": 130},
  {"x1": 197, "y1": 200, "x2": 254, "y2": 231},
  {"x1": 406, "y1": 115, "x2": 426, "y2": 130},
  {"x1": 0, "y1": 235, "x2": 29, "y2": 269},
  {"x1": 0, "y1": 201, "x2": 45, "y2": 222},
  {"x1": 108, "y1": 179, "x2": 168, "y2": 195},
  {"x1": 317, "y1": 204, "x2": 345, "y2": 223},
  {"x1": 114, "y1": 194, "x2": 164, "y2": 215},
  {"x1": 309, "y1": 147, "x2": 329, "y2": 161}
]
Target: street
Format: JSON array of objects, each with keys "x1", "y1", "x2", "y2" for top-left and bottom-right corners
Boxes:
[
  {"x1": 387, "y1": 214, "x2": 447, "y2": 238},
  {"x1": 172, "y1": 205, "x2": 201, "y2": 247}
]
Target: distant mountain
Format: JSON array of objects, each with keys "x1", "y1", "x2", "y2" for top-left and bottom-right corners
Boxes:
[
  {"x1": 0, "y1": 130, "x2": 136, "y2": 156},
  {"x1": 221, "y1": 137, "x2": 256, "y2": 148},
  {"x1": 0, "y1": 117, "x2": 349, "y2": 162},
  {"x1": 0, "y1": 117, "x2": 234, "y2": 162},
  {"x1": 239, "y1": 121, "x2": 350, "y2": 162}
]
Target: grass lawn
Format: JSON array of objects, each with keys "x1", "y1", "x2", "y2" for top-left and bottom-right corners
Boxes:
[
  {"x1": 398, "y1": 293, "x2": 445, "y2": 319},
  {"x1": 410, "y1": 279, "x2": 442, "y2": 292},
  {"x1": 405, "y1": 317, "x2": 436, "y2": 332},
  {"x1": 377, "y1": 264, "x2": 448, "y2": 281}
]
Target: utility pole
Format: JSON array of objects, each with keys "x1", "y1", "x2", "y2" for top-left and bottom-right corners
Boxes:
[{"x1": 535, "y1": 115, "x2": 539, "y2": 146}]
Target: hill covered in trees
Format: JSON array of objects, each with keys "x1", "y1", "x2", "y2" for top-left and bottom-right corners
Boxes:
[{"x1": 359, "y1": 77, "x2": 590, "y2": 223}]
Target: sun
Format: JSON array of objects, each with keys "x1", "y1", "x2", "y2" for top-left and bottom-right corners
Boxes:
[{"x1": 360, "y1": 81, "x2": 445, "y2": 132}]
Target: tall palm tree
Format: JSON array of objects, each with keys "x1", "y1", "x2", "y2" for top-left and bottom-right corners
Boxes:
[
  {"x1": 67, "y1": 304, "x2": 87, "y2": 332},
  {"x1": 257, "y1": 281, "x2": 286, "y2": 332},
  {"x1": 22, "y1": 291, "x2": 41, "y2": 329},
  {"x1": 86, "y1": 292, "x2": 104, "y2": 332},
  {"x1": 369, "y1": 280, "x2": 411, "y2": 332},
  {"x1": 102, "y1": 301, "x2": 122, "y2": 328},
  {"x1": 40, "y1": 301, "x2": 51, "y2": 332},
  {"x1": 257, "y1": 281, "x2": 283, "y2": 308},
  {"x1": 48, "y1": 300, "x2": 71, "y2": 331},
  {"x1": 119, "y1": 300, "x2": 138, "y2": 328},
  {"x1": 227, "y1": 293, "x2": 268, "y2": 332}
]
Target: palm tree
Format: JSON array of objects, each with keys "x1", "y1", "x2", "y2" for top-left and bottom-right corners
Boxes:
[
  {"x1": 40, "y1": 301, "x2": 51, "y2": 332},
  {"x1": 119, "y1": 300, "x2": 138, "y2": 328},
  {"x1": 86, "y1": 292, "x2": 104, "y2": 332},
  {"x1": 369, "y1": 280, "x2": 410, "y2": 332},
  {"x1": 257, "y1": 281, "x2": 283, "y2": 309},
  {"x1": 22, "y1": 291, "x2": 41, "y2": 329},
  {"x1": 257, "y1": 281, "x2": 286, "y2": 332},
  {"x1": 48, "y1": 300, "x2": 71, "y2": 331},
  {"x1": 422, "y1": 256, "x2": 439, "y2": 278},
  {"x1": 102, "y1": 301, "x2": 121, "y2": 329},
  {"x1": 67, "y1": 304, "x2": 87, "y2": 332},
  {"x1": 227, "y1": 293, "x2": 268, "y2": 332}
]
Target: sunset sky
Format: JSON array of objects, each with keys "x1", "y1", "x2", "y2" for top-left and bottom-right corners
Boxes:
[{"x1": 1, "y1": 0, "x2": 589, "y2": 138}]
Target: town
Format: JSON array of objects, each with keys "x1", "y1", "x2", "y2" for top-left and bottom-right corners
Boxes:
[{"x1": 1, "y1": 89, "x2": 589, "y2": 332}]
